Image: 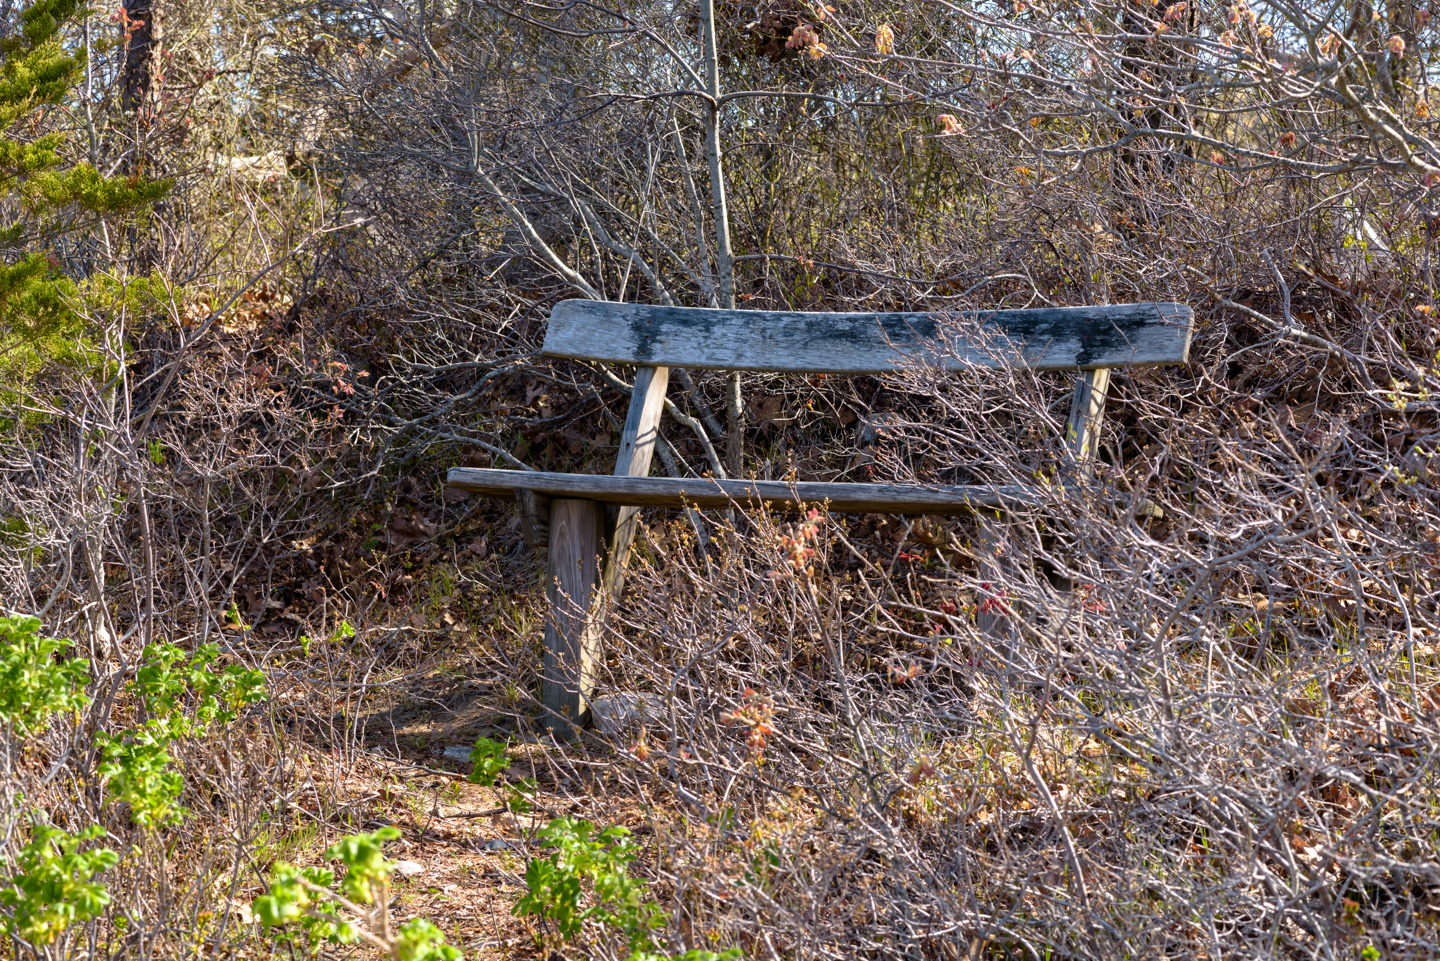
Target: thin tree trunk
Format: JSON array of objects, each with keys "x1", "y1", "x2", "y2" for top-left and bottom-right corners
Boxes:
[
  {"x1": 121, "y1": 0, "x2": 156, "y2": 118},
  {"x1": 670, "y1": 115, "x2": 716, "y2": 307},
  {"x1": 698, "y1": 0, "x2": 745, "y2": 476},
  {"x1": 120, "y1": 0, "x2": 160, "y2": 270},
  {"x1": 699, "y1": 0, "x2": 733, "y2": 310}
]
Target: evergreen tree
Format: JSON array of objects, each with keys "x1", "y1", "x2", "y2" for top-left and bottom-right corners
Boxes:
[{"x1": 0, "y1": 0, "x2": 166, "y2": 386}]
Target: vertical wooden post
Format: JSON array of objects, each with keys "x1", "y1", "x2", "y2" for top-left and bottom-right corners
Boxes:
[
  {"x1": 1051, "y1": 366, "x2": 1115, "y2": 644},
  {"x1": 603, "y1": 365, "x2": 669, "y2": 594},
  {"x1": 978, "y1": 369, "x2": 1112, "y2": 654},
  {"x1": 976, "y1": 516, "x2": 1016, "y2": 647},
  {"x1": 543, "y1": 498, "x2": 605, "y2": 733},
  {"x1": 538, "y1": 365, "x2": 667, "y2": 735},
  {"x1": 1065, "y1": 368, "x2": 1112, "y2": 479}
]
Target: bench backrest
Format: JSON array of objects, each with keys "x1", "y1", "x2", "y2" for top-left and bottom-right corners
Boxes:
[{"x1": 543, "y1": 301, "x2": 1194, "y2": 373}]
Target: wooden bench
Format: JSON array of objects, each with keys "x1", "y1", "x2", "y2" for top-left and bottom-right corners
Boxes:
[{"x1": 448, "y1": 300, "x2": 1194, "y2": 731}]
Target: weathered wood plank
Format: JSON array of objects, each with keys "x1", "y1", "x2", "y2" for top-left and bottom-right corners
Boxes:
[
  {"x1": 544, "y1": 301, "x2": 1193, "y2": 373},
  {"x1": 447, "y1": 467, "x2": 1039, "y2": 515},
  {"x1": 542, "y1": 498, "x2": 605, "y2": 733},
  {"x1": 604, "y1": 365, "x2": 669, "y2": 594}
]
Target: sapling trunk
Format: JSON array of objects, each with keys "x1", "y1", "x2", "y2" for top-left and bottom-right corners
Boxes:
[{"x1": 698, "y1": 0, "x2": 745, "y2": 476}]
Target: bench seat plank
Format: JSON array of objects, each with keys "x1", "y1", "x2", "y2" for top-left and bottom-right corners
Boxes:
[
  {"x1": 544, "y1": 301, "x2": 1193, "y2": 373},
  {"x1": 447, "y1": 467, "x2": 1038, "y2": 515}
]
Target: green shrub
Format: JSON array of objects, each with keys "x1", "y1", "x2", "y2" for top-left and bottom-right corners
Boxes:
[
  {"x1": 96, "y1": 723, "x2": 186, "y2": 829},
  {"x1": 466, "y1": 736, "x2": 510, "y2": 786},
  {"x1": 254, "y1": 826, "x2": 463, "y2": 959},
  {"x1": 0, "y1": 614, "x2": 269, "y2": 947},
  {"x1": 0, "y1": 824, "x2": 118, "y2": 946},
  {"x1": 97, "y1": 642, "x2": 266, "y2": 829},
  {"x1": 0, "y1": 614, "x2": 90, "y2": 735},
  {"x1": 515, "y1": 817, "x2": 738, "y2": 961}
]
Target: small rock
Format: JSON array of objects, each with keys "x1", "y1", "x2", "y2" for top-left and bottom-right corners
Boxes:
[
  {"x1": 443, "y1": 745, "x2": 473, "y2": 762},
  {"x1": 590, "y1": 693, "x2": 665, "y2": 735},
  {"x1": 394, "y1": 860, "x2": 424, "y2": 878},
  {"x1": 226, "y1": 899, "x2": 255, "y2": 925},
  {"x1": 484, "y1": 839, "x2": 509, "y2": 852},
  {"x1": 1134, "y1": 497, "x2": 1164, "y2": 520},
  {"x1": 856, "y1": 411, "x2": 902, "y2": 446}
]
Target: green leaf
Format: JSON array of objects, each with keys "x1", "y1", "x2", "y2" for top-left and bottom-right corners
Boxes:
[
  {"x1": 393, "y1": 918, "x2": 464, "y2": 961},
  {"x1": 97, "y1": 723, "x2": 186, "y2": 829}
]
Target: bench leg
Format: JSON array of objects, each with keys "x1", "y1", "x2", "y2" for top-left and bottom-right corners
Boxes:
[
  {"x1": 1066, "y1": 367, "x2": 1111, "y2": 480},
  {"x1": 603, "y1": 364, "x2": 670, "y2": 595},
  {"x1": 980, "y1": 370, "x2": 1112, "y2": 663},
  {"x1": 543, "y1": 498, "x2": 605, "y2": 733},
  {"x1": 976, "y1": 516, "x2": 1018, "y2": 651}
]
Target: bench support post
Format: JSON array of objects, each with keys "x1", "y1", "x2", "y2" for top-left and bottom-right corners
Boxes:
[
  {"x1": 604, "y1": 365, "x2": 670, "y2": 594},
  {"x1": 979, "y1": 368, "x2": 1112, "y2": 652},
  {"x1": 1066, "y1": 368, "x2": 1111, "y2": 478},
  {"x1": 976, "y1": 516, "x2": 1017, "y2": 647},
  {"x1": 540, "y1": 366, "x2": 669, "y2": 734},
  {"x1": 543, "y1": 498, "x2": 605, "y2": 733}
]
